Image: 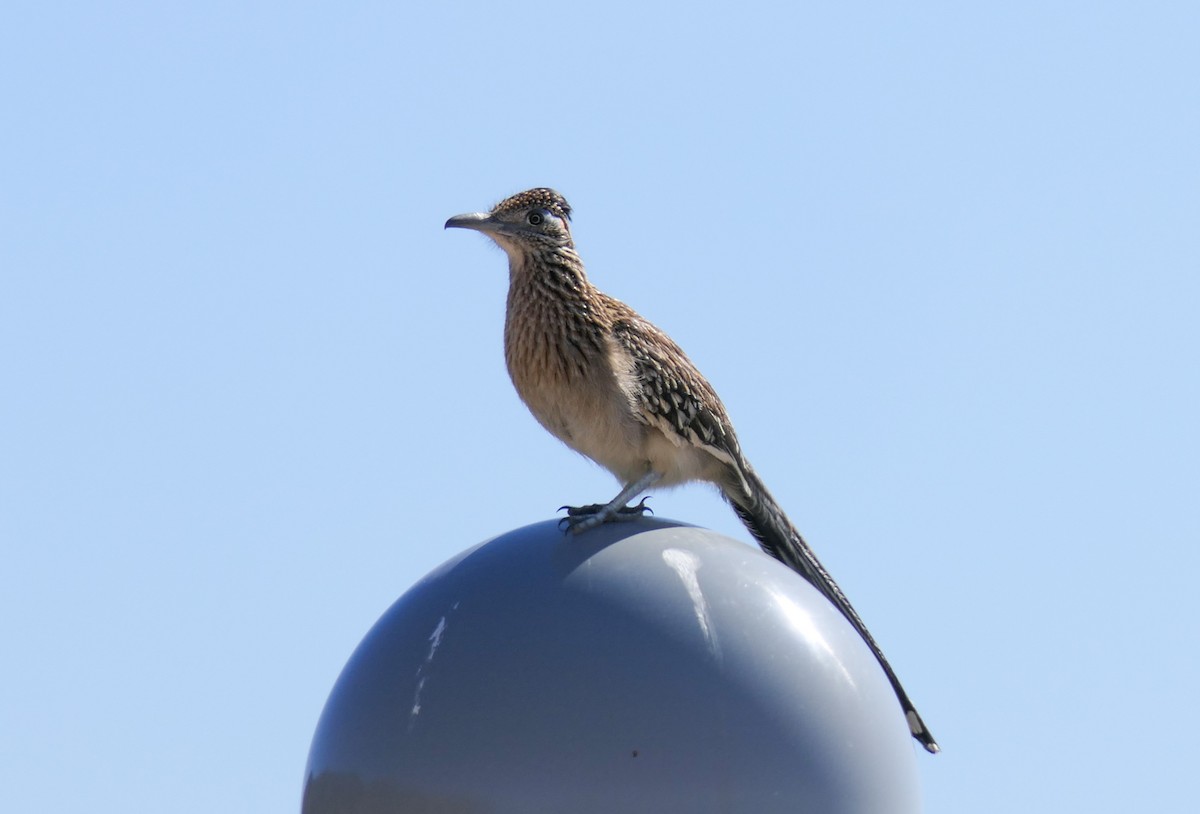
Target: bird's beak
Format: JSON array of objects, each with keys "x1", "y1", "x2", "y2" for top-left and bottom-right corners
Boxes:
[{"x1": 444, "y1": 212, "x2": 500, "y2": 233}]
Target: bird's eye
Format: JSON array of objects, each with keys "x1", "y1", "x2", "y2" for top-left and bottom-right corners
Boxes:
[{"x1": 527, "y1": 212, "x2": 544, "y2": 225}]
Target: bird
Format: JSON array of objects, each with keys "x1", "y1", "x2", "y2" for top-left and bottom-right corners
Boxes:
[{"x1": 445, "y1": 187, "x2": 939, "y2": 754}]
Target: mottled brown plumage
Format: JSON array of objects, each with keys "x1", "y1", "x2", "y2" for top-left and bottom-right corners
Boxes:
[{"x1": 445, "y1": 188, "x2": 938, "y2": 753}]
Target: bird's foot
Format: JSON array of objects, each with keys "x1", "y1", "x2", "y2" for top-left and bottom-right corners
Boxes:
[{"x1": 558, "y1": 497, "x2": 653, "y2": 534}]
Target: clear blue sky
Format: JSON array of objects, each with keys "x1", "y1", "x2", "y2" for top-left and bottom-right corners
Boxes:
[{"x1": 3, "y1": 2, "x2": 1197, "y2": 811}]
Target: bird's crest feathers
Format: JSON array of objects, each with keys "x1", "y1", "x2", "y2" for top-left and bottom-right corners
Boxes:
[{"x1": 492, "y1": 188, "x2": 572, "y2": 222}]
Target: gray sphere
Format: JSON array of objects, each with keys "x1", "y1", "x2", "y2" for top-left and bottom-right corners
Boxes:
[{"x1": 302, "y1": 518, "x2": 921, "y2": 813}]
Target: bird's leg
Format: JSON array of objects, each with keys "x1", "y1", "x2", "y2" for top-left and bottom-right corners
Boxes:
[{"x1": 560, "y1": 471, "x2": 661, "y2": 534}]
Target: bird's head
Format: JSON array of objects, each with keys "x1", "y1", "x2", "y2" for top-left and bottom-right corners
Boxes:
[{"x1": 445, "y1": 188, "x2": 575, "y2": 261}]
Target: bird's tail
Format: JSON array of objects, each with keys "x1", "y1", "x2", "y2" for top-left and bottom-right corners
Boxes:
[{"x1": 724, "y1": 465, "x2": 940, "y2": 754}]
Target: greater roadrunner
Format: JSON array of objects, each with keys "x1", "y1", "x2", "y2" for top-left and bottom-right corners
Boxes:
[{"x1": 445, "y1": 188, "x2": 939, "y2": 753}]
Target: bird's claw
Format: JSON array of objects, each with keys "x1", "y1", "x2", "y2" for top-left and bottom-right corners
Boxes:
[
  {"x1": 557, "y1": 496, "x2": 653, "y2": 534},
  {"x1": 625, "y1": 496, "x2": 654, "y2": 516}
]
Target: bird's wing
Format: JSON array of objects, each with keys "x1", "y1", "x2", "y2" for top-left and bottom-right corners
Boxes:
[{"x1": 607, "y1": 301, "x2": 746, "y2": 476}]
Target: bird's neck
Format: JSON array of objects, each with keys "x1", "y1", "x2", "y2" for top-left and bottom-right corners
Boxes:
[
  {"x1": 508, "y1": 243, "x2": 581, "y2": 279},
  {"x1": 504, "y1": 248, "x2": 609, "y2": 385},
  {"x1": 507, "y1": 247, "x2": 595, "y2": 307}
]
